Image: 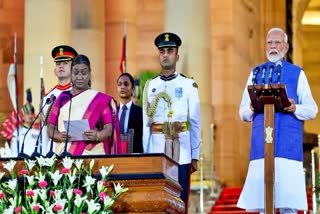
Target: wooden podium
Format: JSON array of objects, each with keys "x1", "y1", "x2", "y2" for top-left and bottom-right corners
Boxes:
[
  {"x1": 0, "y1": 153, "x2": 184, "y2": 214},
  {"x1": 247, "y1": 84, "x2": 290, "y2": 214}
]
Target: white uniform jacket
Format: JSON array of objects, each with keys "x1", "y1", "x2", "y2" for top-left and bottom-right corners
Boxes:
[{"x1": 143, "y1": 73, "x2": 201, "y2": 165}]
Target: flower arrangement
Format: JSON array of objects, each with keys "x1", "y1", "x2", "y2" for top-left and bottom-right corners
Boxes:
[{"x1": 0, "y1": 155, "x2": 128, "y2": 214}]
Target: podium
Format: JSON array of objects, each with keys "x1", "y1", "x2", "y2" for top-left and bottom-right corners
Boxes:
[
  {"x1": 0, "y1": 153, "x2": 184, "y2": 213},
  {"x1": 247, "y1": 84, "x2": 290, "y2": 214}
]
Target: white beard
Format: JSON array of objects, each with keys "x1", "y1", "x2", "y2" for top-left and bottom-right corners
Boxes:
[{"x1": 266, "y1": 50, "x2": 285, "y2": 63}]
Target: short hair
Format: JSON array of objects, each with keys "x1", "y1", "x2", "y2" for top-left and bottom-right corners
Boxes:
[
  {"x1": 117, "y1": 73, "x2": 135, "y2": 89},
  {"x1": 267, "y1": 27, "x2": 288, "y2": 43}
]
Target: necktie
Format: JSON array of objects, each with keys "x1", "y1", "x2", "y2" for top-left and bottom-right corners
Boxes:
[{"x1": 120, "y1": 105, "x2": 127, "y2": 134}]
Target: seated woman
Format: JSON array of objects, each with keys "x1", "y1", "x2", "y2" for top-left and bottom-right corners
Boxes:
[{"x1": 47, "y1": 54, "x2": 121, "y2": 156}]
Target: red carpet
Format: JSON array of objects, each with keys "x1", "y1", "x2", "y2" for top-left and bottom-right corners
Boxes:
[{"x1": 208, "y1": 187, "x2": 312, "y2": 214}]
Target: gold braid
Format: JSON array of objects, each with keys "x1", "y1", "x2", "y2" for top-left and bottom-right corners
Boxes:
[{"x1": 143, "y1": 80, "x2": 173, "y2": 125}]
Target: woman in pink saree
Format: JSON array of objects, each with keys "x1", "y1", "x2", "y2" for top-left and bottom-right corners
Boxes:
[{"x1": 47, "y1": 54, "x2": 122, "y2": 156}]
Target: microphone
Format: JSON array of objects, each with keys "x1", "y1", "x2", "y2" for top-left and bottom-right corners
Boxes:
[
  {"x1": 276, "y1": 62, "x2": 282, "y2": 84},
  {"x1": 268, "y1": 65, "x2": 274, "y2": 84},
  {"x1": 32, "y1": 96, "x2": 56, "y2": 158},
  {"x1": 252, "y1": 67, "x2": 260, "y2": 85},
  {"x1": 60, "y1": 93, "x2": 73, "y2": 157},
  {"x1": 18, "y1": 97, "x2": 52, "y2": 159},
  {"x1": 261, "y1": 66, "x2": 267, "y2": 85}
]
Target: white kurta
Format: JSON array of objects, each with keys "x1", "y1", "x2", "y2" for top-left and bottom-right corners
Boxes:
[
  {"x1": 237, "y1": 69, "x2": 318, "y2": 210},
  {"x1": 142, "y1": 73, "x2": 201, "y2": 165}
]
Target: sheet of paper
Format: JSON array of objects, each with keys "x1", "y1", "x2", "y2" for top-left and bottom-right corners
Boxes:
[{"x1": 63, "y1": 119, "x2": 90, "y2": 141}]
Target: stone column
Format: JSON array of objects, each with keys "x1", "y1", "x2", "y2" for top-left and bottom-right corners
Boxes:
[
  {"x1": 164, "y1": 0, "x2": 212, "y2": 181},
  {"x1": 105, "y1": 0, "x2": 137, "y2": 97},
  {"x1": 24, "y1": 0, "x2": 72, "y2": 110},
  {"x1": 0, "y1": 1, "x2": 24, "y2": 115},
  {"x1": 71, "y1": 0, "x2": 105, "y2": 93}
]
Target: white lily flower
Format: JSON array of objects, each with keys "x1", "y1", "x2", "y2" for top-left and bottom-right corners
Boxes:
[
  {"x1": 26, "y1": 175, "x2": 35, "y2": 186},
  {"x1": 3, "y1": 205, "x2": 14, "y2": 214},
  {"x1": 54, "y1": 189, "x2": 63, "y2": 200},
  {"x1": 36, "y1": 171, "x2": 46, "y2": 181},
  {"x1": 66, "y1": 188, "x2": 73, "y2": 200},
  {"x1": 49, "y1": 170, "x2": 63, "y2": 186},
  {"x1": 2, "y1": 160, "x2": 16, "y2": 172},
  {"x1": 83, "y1": 175, "x2": 96, "y2": 192},
  {"x1": 97, "y1": 180, "x2": 105, "y2": 192},
  {"x1": 103, "y1": 195, "x2": 114, "y2": 208},
  {"x1": 25, "y1": 159, "x2": 37, "y2": 171},
  {"x1": 74, "y1": 195, "x2": 87, "y2": 207},
  {"x1": 67, "y1": 172, "x2": 76, "y2": 185},
  {"x1": 0, "y1": 171, "x2": 5, "y2": 180},
  {"x1": 106, "y1": 164, "x2": 114, "y2": 175},
  {"x1": 8, "y1": 197, "x2": 15, "y2": 206},
  {"x1": 62, "y1": 157, "x2": 73, "y2": 169},
  {"x1": 38, "y1": 189, "x2": 47, "y2": 201},
  {"x1": 44, "y1": 155, "x2": 56, "y2": 167},
  {"x1": 86, "y1": 199, "x2": 101, "y2": 214},
  {"x1": 36, "y1": 156, "x2": 46, "y2": 167},
  {"x1": 8, "y1": 178, "x2": 17, "y2": 190},
  {"x1": 99, "y1": 165, "x2": 114, "y2": 179},
  {"x1": 114, "y1": 182, "x2": 128, "y2": 195},
  {"x1": 75, "y1": 159, "x2": 83, "y2": 170}
]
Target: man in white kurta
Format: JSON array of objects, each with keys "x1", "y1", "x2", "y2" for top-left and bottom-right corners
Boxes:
[{"x1": 237, "y1": 28, "x2": 318, "y2": 214}]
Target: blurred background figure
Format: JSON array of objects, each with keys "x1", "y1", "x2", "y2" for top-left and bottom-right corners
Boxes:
[{"x1": 11, "y1": 89, "x2": 40, "y2": 157}]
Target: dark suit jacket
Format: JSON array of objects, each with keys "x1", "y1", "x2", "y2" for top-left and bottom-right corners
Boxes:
[{"x1": 119, "y1": 103, "x2": 143, "y2": 153}]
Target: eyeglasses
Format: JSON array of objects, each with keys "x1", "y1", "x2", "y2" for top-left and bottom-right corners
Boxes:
[{"x1": 266, "y1": 40, "x2": 284, "y2": 46}]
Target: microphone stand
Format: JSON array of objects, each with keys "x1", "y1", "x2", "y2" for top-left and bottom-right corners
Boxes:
[
  {"x1": 18, "y1": 97, "x2": 51, "y2": 159},
  {"x1": 32, "y1": 96, "x2": 57, "y2": 158},
  {"x1": 31, "y1": 124, "x2": 45, "y2": 158},
  {"x1": 46, "y1": 100, "x2": 61, "y2": 158},
  {"x1": 60, "y1": 93, "x2": 73, "y2": 157}
]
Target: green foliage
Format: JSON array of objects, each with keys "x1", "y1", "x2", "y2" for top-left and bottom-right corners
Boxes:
[{"x1": 134, "y1": 70, "x2": 158, "y2": 107}]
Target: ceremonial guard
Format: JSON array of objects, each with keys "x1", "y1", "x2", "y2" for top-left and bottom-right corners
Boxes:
[
  {"x1": 41, "y1": 45, "x2": 78, "y2": 156},
  {"x1": 11, "y1": 89, "x2": 40, "y2": 157},
  {"x1": 142, "y1": 32, "x2": 201, "y2": 213}
]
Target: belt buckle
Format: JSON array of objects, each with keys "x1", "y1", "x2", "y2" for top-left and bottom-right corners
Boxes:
[{"x1": 174, "y1": 122, "x2": 182, "y2": 132}]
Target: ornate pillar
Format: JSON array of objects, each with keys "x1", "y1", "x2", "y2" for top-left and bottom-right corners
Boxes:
[
  {"x1": 24, "y1": 0, "x2": 72, "y2": 110},
  {"x1": 71, "y1": 0, "x2": 105, "y2": 93},
  {"x1": 164, "y1": 0, "x2": 212, "y2": 180},
  {"x1": 104, "y1": 0, "x2": 137, "y2": 97},
  {"x1": 0, "y1": 1, "x2": 24, "y2": 115}
]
